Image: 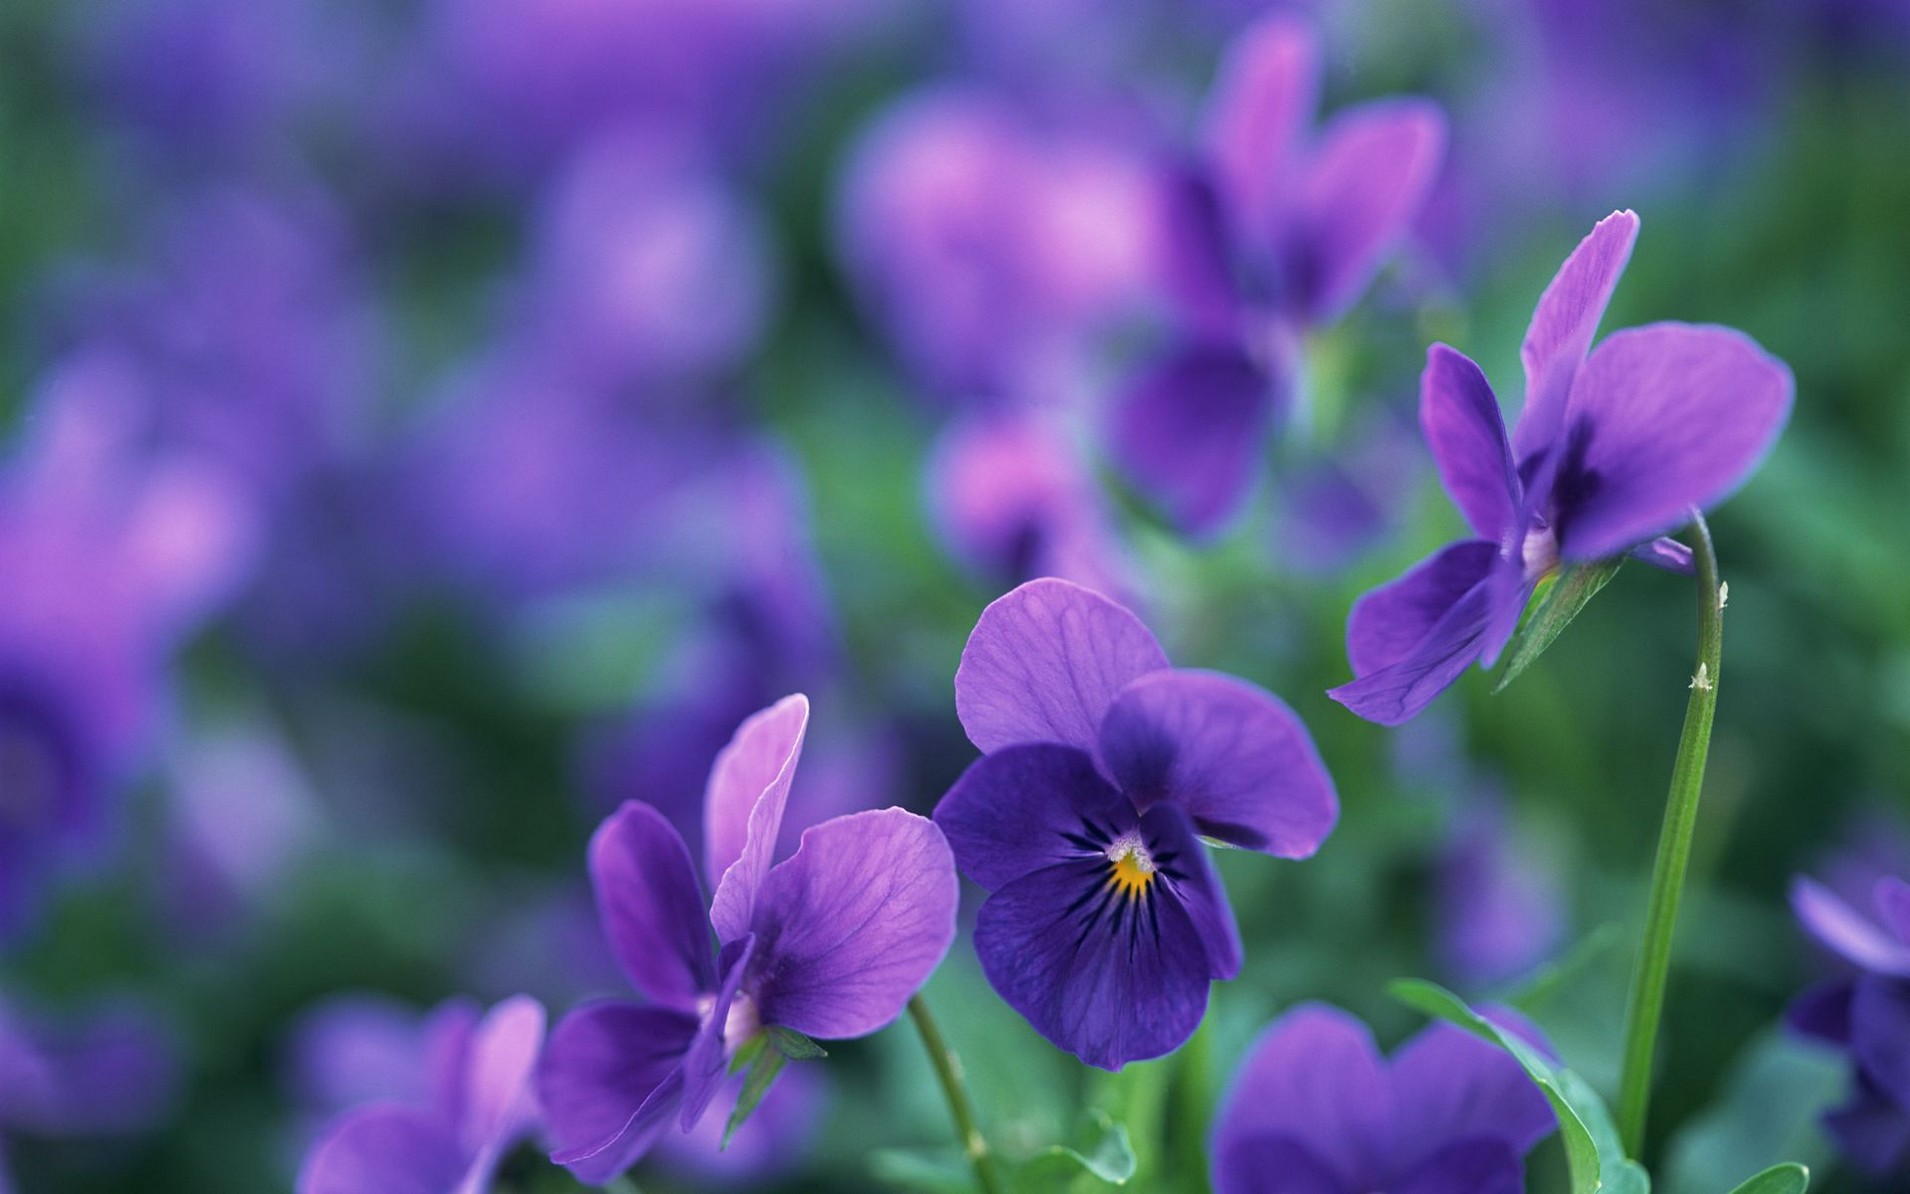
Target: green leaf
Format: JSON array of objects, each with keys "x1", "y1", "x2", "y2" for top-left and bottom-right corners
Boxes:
[
  {"x1": 722, "y1": 1044, "x2": 787, "y2": 1148},
  {"x1": 1390, "y1": 978, "x2": 1649, "y2": 1194},
  {"x1": 768, "y1": 1024, "x2": 828, "y2": 1060},
  {"x1": 1493, "y1": 556, "x2": 1626, "y2": 693},
  {"x1": 1012, "y1": 1116, "x2": 1137, "y2": 1191},
  {"x1": 1661, "y1": 1029, "x2": 1840, "y2": 1194},
  {"x1": 1505, "y1": 924, "x2": 1625, "y2": 1015},
  {"x1": 1724, "y1": 1164, "x2": 1808, "y2": 1194},
  {"x1": 726, "y1": 1031, "x2": 768, "y2": 1075}
]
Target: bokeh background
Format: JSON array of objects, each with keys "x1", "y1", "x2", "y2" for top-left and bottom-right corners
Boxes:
[{"x1": 2, "y1": 0, "x2": 1908, "y2": 1190}]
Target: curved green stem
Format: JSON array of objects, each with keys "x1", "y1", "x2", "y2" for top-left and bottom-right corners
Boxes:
[
  {"x1": 908, "y1": 994, "x2": 1006, "y2": 1194},
  {"x1": 1615, "y1": 511, "x2": 1724, "y2": 1157}
]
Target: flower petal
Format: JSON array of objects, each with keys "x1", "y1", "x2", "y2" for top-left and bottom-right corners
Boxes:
[
  {"x1": 1420, "y1": 345, "x2": 1517, "y2": 541},
  {"x1": 1098, "y1": 669, "x2": 1336, "y2": 858},
  {"x1": 1877, "y1": 877, "x2": 1910, "y2": 944},
  {"x1": 1824, "y1": 1069, "x2": 1910, "y2": 1176},
  {"x1": 1155, "y1": 168, "x2": 1246, "y2": 339},
  {"x1": 1211, "y1": 1134, "x2": 1347, "y2": 1194},
  {"x1": 679, "y1": 935, "x2": 757, "y2": 1131},
  {"x1": 456, "y1": 996, "x2": 545, "y2": 1161},
  {"x1": 749, "y1": 809, "x2": 959, "y2": 1039},
  {"x1": 1852, "y1": 975, "x2": 1910, "y2": 1110},
  {"x1": 590, "y1": 802, "x2": 716, "y2": 1010},
  {"x1": 1787, "y1": 979, "x2": 1854, "y2": 1046},
  {"x1": 1109, "y1": 341, "x2": 1282, "y2": 538},
  {"x1": 1515, "y1": 209, "x2": 1638, "y2": 462},
  {"x1": 1212, "y1": 1004, "x2": 1389, "y2": 1190},
  {"x1": 1344, "y1": 539, "x2": 1498, "y2": 682},
  {"x1": 1144, "y1": 804, "x2": 1243, "y2": 980},
  {"x1": 1552, "y1": 323, "x2": 1793, "y2": 561},
  {"x1": 1628, "y1": 536, "x2": 1694, "y2": 574},
  {"x1": 955, "y1": 578, "x2": 1169, "y2": 757},
  {"x1": 538, "y1": 1001, "x2": 696, "y2": 1185},
  {"x1": 1793, "y1": 877, "x2": 1910, "y2": 976},
  {"x1": 1390, "y1": 1138, "x2": 1525, "y2": 1194},
  {"x1": 973, "y1": 853, "x2": 1218, "y2": 1071},
  {"x1": 298, "y1": 1105, "x2": 466, "y2": 1194},
  {"x1": 1200, "y1": 13, "x2": 1317, "y2": 247},
  {"x1": 1388, "y1": 1016, "x2": 1557, "y2": 1164},
  {"x1": 1288, "y1": 99, "x2": 1445, "y2": 325},
  {"x1": 935, "y1": 743, "x2": 1131, "y2": 892},
  {"x1": 1329, "y1": 569, "x2": 1499, "y2": 727},
  {"x1": 707, "y1": 694, "x2": 810, "y2": 945}
]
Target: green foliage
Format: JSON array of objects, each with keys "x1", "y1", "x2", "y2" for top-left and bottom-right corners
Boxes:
[
  {"x1": 1722, "y1": 1164, "x2": 1809, "y2": 1194},
  {"x1": 1494, "y1": 558, "x2": 1628, "y2": 693}
]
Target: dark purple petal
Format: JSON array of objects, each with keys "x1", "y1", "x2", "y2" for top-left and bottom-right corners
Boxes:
[
  {"x1": 1155, "y1": 168, "x2": 1245, "y2": 338},
  {"x1": 955, "y1": 579, "x2": 1169, "y2": 757},
  {"x1": 1212, "y1": 1134, "x2": 1349, "y2": 1194},
  {"x1": 1288, "y1": 100, "x2": 1445, "y2": 326},
  {"x1": 1851, "y1": 976, "x2": 1910, "y2": 1110},
  {"x1": 680, "y1": 935, "x2": 757, "y2": 1131},
  {"x1": 1420, "y1": 345, "x2": 1517, "y2": 541},
  {"x1": 1628, "y1": 536, "x2": 1694, "y2": 574},
  {"x1": 1793, "y1": 877, "x2": 1910, "y2": 976},
  {"x1": 297, "y1": 1105, "x2": 466, "y2": 1194},
  {"x1": 1388, "y1": 1138, "x2": 1525, "y2": 1194},
  {"x1": 1109, "y1": 341, "x2": 1282, "y2": 537},
  {"x1": 589, "y1": 802, "x2": 715, "y2": 1010},
  {"x1": 1824, "y1": 1069, "x2": 1910, "y2": 1177},
  {"x1": 456, "y1": 996, "x2": 545, "y2": 1159},
  {"x1": 1330, "y1": 571, "x2": 1499, "y2": 726},
  {"x1": 1788, "y1": 979, "x2": 1855, "y2": 1046},
  {"x1": 1200, "y1": 13, "x2": 1316, "y2": 246},
  {"x1": 749, "y1": 809, "x2": 958, "y2": 1039},
  {"x1": 1515, "y1": 210, "x2": 1639, "y2": 463},
  {"x1": 1098, "y1": 669, "x2": 1336, "y2": 858},
  {"x1": 537, "y1": 1001, "x2": 696, "y2": 1185},
  {"x1": 1343, "y1": 540, "x2": 1497, "y2": 679},
  {"x1": 973, "y1": 856, "x2": 1215, "y2": 1070},
  {"x1": 1143, "y1": 804, "x2": 1242, "y2": 980},
  {"x1": 707, "y1": 694, "x2": 810, "y2": 945},
  {"x1": 1552, "y1": 323, "x2": 1794, "y2": 561},
  {"x1": 935, "y1": 744, "x2": 1131, "y2": 892},
  {"x1": 1878, "y1": 877, "x2": 1910, "y2": 944},
  {"x1": 1212, "y1": 1004, "x2": 1389, "y2": 1191},
  {"x1": 1388, "y1": 1017, "x2": 1556, "y2": 1164}
]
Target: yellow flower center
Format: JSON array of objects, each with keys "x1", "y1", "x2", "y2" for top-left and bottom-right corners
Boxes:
[{"x1": 1106, "y1": 836, "x2": 1156, "y2": 900}]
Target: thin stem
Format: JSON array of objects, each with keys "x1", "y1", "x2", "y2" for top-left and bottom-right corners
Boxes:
[
  {"x1": 908, "y1": 994, "x2": 1006, "y2": 1194},
  {"x1": 1615, "y1": 511, "x2": 1724, "y2": 1157}
]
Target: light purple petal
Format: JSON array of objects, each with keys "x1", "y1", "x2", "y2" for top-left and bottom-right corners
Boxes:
[
  {"x1": 537, "y1": 1001, "x2": 696, "y2": 1185},
  {"x1": 1515, "y1": 210, "x2": 1639, "y2": 462},
  {"x1": 1852, "y1": 975, "x2": 1910, "y2": 1111},
  {"x1": 1343, "y1": 540, "x2": 1498, "y2": 679},
  {"x1": 955, "y1": 578, "x2": 1169, "y2": 756},
  {"x1": 1288, "y1": 100, "x2": 1446, "y2": 326},
  {"x1": 1794, "y1": 876, "x2": 1910, "y2": 976},
  {"x1": 1552, "y1": 323, "x2": 1794, "y2": 561},
  {"x1": 298, "y1": 1105, "x2": 467, "y2": 1194},
  {"x1": 1388, "y1": 1017, "x2": 1556, "y2": 1165},
  {"x1": 1212, "y1": 1135, "x2": 1348, "y2": 1194},
  {"x1": 1629, "y1": 536, "x2": 1694, "y2": 574},
  {"x1": 1212, "y1": 1004, "x2": 1389, "y2": 1191},
  {"x1": 679, "y1": 935, "x2": 757, "y2": 1131},
  {"x1": 455, "y1": 996, "x2": 544, "y2": 1161},
  {"x1": 749, "y1": 809, "x2": 959, "y2": 1039},
  {"x1": 1876, "y1": 877, "x2": 1910, "y2": 944},
  {"x1": 706, "y1": 694, "x2": 810, "y2": 945},
  {"x1": 1420, "y1": 345, "x2": 1517, "y2": 541},
  {"x1": 935, "y1": 744, "x2": 1130, "y2": 893},
  {"x1": 1201, "y1": 13, "x2": 1317, "y2": 246},
  {"x1": 1098, "y1": 669, "x2": 1336, "y2": 858},
  {"x1": 1109, "y1": 341, "x2": 1282, "y2": 537},
  {"x1": 590, "y1": 802, "x2": 715, "y2": 1010},
  {"x1": 1389, "y1": 1138, "x2": 1525, "y2": 1194},
  {"x1": 423, "y1": 999, "x2": 482, "y2": 1132}
]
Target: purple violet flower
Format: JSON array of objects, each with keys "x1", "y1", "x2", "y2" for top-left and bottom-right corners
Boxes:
[
  {"x1": 1111, "y1": 14, "x2": 1446, "y2": 535},
  {"x1": 297, "y1": 995, "x2": 545, "y2": 1194},
  {"x1": 538, "y1": 694, "x2": 957, "y2": 1183},
  {"x1": 1329, "y1": 209, "x2": 1794, "y2": 725},
  {"x1": 1436, "y1": 793, "x2": 1567, "y2": 990},
  {"x1": 1210, "y1": 1002, "x2": 1557, "y2": 1194},
  {"x1": 933, "y1": 578, "x2": 1336, "y2": 1069},
  {"x1": 1788, "y1": 873, "x2": 1910, "y2": 1178}
]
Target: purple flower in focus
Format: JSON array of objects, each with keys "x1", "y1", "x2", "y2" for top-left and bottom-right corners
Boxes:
[
  {"x1": 538, "y1": 695, "x2": 956, "y2": 1183},
  {"x1": 933, "y1": 579, "x2": 1336, "y2": 1069},
  {"x1": 298, "y1": 995, "x2": 545, "y2": 1194},
  {"x1": 1788, "y1": 873, "x2": 1910, "y2": 1178},
  {"x1": 1111, "y1": 15, "x2": 1446, "y2": 535},
  {"x1": 1330, "y1": 210, "x2": 1794, "y2": 725},
  {"x1": 1210, "y1": 1003, "x2": 1556, "y2": 1194}
]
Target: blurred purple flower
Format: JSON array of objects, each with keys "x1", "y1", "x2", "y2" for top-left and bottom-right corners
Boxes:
[
  {"x1": 1436, "y1": 794, "x2": 1566, "y2": 989},
  {"x1": 1788, "y1": 873, "x2": 1910, "y2": 1178},
  {"x1": 1330, "y1": 210, "x2": 1794, "y2": 725},
  {"x1": 652, "y1": 1059, "x2": 825, "y2": 1186},
  {"x1": 1270, "y1": 410, "x2": 1425, "y2": 576},
  {"x1": 934, "y1": 579, "x2": 1336, "y2": 1069},
  {"x1": 837, "y1": 85, "x2": 1159, "y2": 404},
  {"x1": 287, "y1": 995, "x2": 446, "y2": 1127},
  {"x1": 1210, "y1": 1002, "x2": 1556, "y2": 1194},
  {"x1": 298, "y1": 995, "x2": 545, "y2": 1194},
  {"x1": 538, "y1": 695, "x2": 956, "y2": 1183},
  {"x1": 1110, "y1": 15, "x2": 1446, "y2": 535}
]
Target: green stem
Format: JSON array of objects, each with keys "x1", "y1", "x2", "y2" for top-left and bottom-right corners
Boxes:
[
  {"x1": 908, "y1": 994, "x2": 1006, "y2": 1194},
  {"x1": 1615, "y1": 511, "x2": 1724, "y2": 1157}
]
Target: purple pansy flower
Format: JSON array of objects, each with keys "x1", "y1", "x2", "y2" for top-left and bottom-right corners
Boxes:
[
  {"x1": 298, "y1": 994, "x2": 545, "y2": 1194},
  {"x1": 1787, "y1": 873, "x2": 1910, "y2": 1178},
  {"x1": 933, "y1": 579, "x2": 1336, "y2": 1069},
  {"x1": 538, "y1": 694, "x2": 957, "y2": 1183},
  {"x1": 1211, "y1": 1002, "x2": 1556, "y2": 1194},
  {"x1": 1329, "y1": 210, "x2": 1794, "y2": 725},
  {"x1": 1111, "y1": 14, "x2": 1446, "y2": 535}
]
